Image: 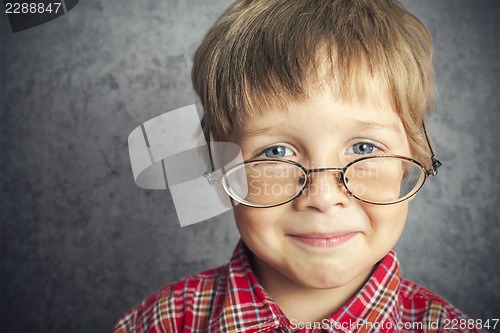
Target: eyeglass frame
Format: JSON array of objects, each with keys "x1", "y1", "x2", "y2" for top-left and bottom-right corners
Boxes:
[
  {"x1": 204, "y1": 121, "x2": 442, "y2": 207},
  {"x1": 221, "y1": 154, "x2": 434, "y2": 207}
]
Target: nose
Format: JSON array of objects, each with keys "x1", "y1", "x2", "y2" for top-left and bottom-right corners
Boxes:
[{"x1": 293, "y1": 169, "x2": 352, "y2": 212}]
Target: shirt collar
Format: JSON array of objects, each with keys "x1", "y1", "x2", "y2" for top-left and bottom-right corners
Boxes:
[
  {"x1": 207, "y1": 240, "x2": 285, "y2": 333},
  {"x1": 208, "y1": 240, "x2": 402, "y2": 333}
]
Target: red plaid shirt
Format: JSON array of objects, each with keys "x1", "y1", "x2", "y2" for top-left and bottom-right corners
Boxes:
[{"x1": 113, "y1": 241, "x2": 484, "y2": 333}]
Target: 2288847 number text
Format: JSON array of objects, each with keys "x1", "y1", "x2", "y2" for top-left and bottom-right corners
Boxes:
[
  {"x1": 442, "y1": 318, "x2": 498, "y2": 331},
  {"x1": 5, "y1": 2, "x2": 62, "y2": 14}
]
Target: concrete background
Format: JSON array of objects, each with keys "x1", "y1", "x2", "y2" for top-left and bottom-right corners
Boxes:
[{"x1": 1, "y1": 1, "x2": 498, "y2": 332}]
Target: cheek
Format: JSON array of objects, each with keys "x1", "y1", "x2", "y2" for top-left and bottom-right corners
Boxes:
[
  {"x1": 233, "y1": 205, "x2": 290, "y2": 266},
  {"x1": 362, "y1": 202, "x2": 409, "y2": 241},
  {"x1": 233, "y1": 205, "x2": 255, "y2": 237},
  {"x1": 233, "y1": 205, "x2": 284, "y2": 243}
]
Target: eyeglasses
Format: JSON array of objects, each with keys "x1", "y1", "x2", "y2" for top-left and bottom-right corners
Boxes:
[
  {"x1": 204, "y1": 123, "x2": 442, "y2": 208},
  {"x1": 221, "y1": 155, "x2": 437, "y2": 207}
]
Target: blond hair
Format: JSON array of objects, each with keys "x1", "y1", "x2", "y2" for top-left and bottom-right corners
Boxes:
[{"x1": 192, "y1": 0, "x2": 436, "y2": 167}]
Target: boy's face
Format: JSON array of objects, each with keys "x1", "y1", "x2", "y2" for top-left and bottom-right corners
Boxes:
[{"x1": 230, "y1": 85, "x2": 411, "y2": 292}]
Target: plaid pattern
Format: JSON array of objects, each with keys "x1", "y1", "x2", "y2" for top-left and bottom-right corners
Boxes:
[{"x1": 113, "y1": 240, "x2": 483, "y2": 333}]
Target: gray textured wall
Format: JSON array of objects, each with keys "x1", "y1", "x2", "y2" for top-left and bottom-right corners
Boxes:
[{"x1": 0, "y1": 1, "x2": 498, "y2": 332}]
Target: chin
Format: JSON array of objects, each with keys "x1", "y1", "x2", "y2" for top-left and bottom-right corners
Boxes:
[
  {"x1": 306, "y1": 278, "x2": 351, "y2": 290},
  {"x1": 292, "y1": 267, "x2": 367, "y2": 290}
]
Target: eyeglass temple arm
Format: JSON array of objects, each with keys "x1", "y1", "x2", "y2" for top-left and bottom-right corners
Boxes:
[
  {"x1": 422, "y1": 122, "x2": 442, "y2": 176},
  {"x1": 202, "y1": 121, "x2": 223, "y2": 185},
  {"x1": 206, "y1": 123, "x2": 216, "y2": 172}
]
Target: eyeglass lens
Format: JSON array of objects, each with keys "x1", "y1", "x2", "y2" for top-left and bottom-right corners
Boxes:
[{"x1": 223, "y1": 157, "x2": 427, "y2": 207}]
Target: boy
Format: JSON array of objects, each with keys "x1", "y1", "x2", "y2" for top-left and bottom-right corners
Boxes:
[{"x1": 114, "y1": 0, "x2": 485, "y2": 332}]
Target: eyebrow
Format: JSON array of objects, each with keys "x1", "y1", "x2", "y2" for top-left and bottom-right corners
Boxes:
[
  {"x1": 238, "y1": 125, "x2": 288, "y2": 138},
  {"x1": 240, "y1": 120, "x2": 405, "y2": 138},
  {"x1": 351, "y1": 121, "x2": 405, "y2": 137}
]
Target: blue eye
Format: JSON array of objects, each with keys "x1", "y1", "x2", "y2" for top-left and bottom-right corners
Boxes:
[
  {"x1": 261, "y1": 146, "x2": 292, "y2": 158},
  {"x1": 351, "y1": 142, "x2": 377, "y2": 155}
]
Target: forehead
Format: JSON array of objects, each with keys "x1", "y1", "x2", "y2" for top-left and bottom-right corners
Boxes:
[
  {"x1": 234, "y1": 83, "x2": 406, "y2": 142},
  {"x1": 237, "y1": 66, "x2": 402, "y2": 134}
]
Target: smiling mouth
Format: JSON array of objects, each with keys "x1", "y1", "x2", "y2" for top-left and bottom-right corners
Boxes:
[{"x1": 288, "y1": 232, "x2": 360, "y2": 248}]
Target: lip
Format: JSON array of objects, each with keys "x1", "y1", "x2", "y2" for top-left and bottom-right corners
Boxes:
[{"x1": 288, "y1": 232, "x2": 360, "y2": 248}]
